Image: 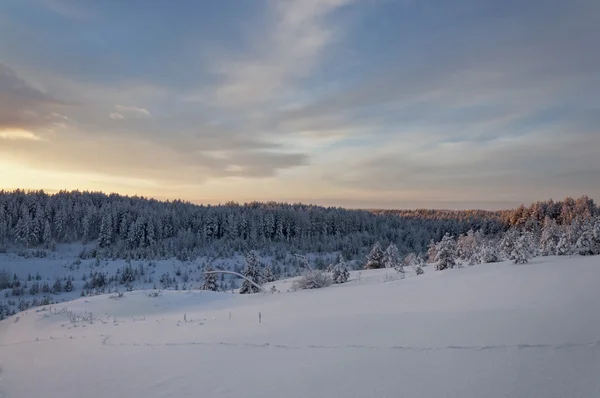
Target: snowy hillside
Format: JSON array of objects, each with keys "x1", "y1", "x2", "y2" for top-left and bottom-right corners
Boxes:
[{"x1": 1, "y1": 256, "x2": 599, "y2": 398}]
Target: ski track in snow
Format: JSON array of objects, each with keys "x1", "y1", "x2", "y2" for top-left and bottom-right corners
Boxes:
[{"x1": 2, "y1": 329, "x2": 599, "y2": 352}]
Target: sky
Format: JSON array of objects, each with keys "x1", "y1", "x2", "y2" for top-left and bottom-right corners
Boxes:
[{"x1": 0, "y1": 0, "x2": 599, "y2": 210}]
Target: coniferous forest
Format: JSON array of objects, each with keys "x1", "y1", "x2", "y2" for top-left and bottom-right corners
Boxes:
[{"x1": 0, "y1": 190, "x2": 597, "y2": 262}]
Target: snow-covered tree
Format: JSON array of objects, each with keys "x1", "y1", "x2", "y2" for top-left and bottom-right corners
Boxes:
[
  {"x1": 239, "y1": 250, "x2": 262, "y2": 294},
  {"x1": 263, "y1": 264, "x2": 276, "y2": 283},
  {"x1": 511, "y1": 234, "x2": 531, "y2": 264},
  {"x1": 332, "y1": 254, "x2": 350, "y2": 284},
  {"x1": 384, "y1": 243, "x2": 401, "y2": 270},
  {"x1": 202, "y1": 263, "x2": 219, "y2": 291},
  {"x1": 476, "y1": 240, "x2": 500, "y2": 264},
  {"x1": 434, "y1": 233, "x2": 457, "y2": 271},
  {"x1": 539, "y1": 217, "x2": 559, "y2": 256},
  {"x1": 456, "y1": 229, "x2": 478, "y2": 265},
  {"x1": 98, "y1": 213, "x2": 112, "y2": 248},
  {"x1": 365, "y1": 242, "x2": 385, "y2": 269},
  {"x1": 575, "y1": 219, "x2": 600, "y2": 256},
  {"x1": 426, "y1": 239, "x2": 437, "y2": 263},
  {"x1": 414, "y1": 254, "x2": 425, "y2": 275},
  {"x1": 43, "y1": 220, "x2": 52, "y2": 249},
  {"x1": 500, "y1": 228, "x2": 519, "y2": 260},
  {"x1": 555, "y1": 231, "x2": 572, "y2": 256}
]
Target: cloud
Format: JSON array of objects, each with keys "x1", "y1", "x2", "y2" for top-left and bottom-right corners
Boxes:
[
  {"x1": 115, "y1": 104, "x2": 151, "y2": 117},
  {"x1": 109, "y1": 105, "x2": 151, "y2": 120},
  {"x1": 1, "y1": 0, "x2": 599, "y2": 208},
  {"x1": 109, "y1": 113, "x2": 125, "y2": 120},
  {"x1": 0, "y1": 63, "x2": 65, "y2": 131},
  {"x1": 0, "y1": 130, "x2": 307, "y2": 186},
  {"x1": 0, "y1": 129, "x2": 43, "y2": 141},
  {"x1": 208, "y1": 0, "x2": 355, "y2": 108}
]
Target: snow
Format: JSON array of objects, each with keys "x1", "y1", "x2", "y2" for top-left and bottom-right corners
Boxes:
[{"x1": 1, "y1": 256, "x2": 600, "y2": 397}]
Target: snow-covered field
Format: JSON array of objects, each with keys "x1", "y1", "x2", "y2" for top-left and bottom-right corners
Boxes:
[{"x1": 1, "y1": 256, "x2": 599, "y2": 398}]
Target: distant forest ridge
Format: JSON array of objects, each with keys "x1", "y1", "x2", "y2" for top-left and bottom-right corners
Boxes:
[{"x1": 0, "y1": 190, "x2": 597, "y2": 260}]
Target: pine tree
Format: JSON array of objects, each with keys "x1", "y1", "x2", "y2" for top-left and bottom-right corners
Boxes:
[
  {"x1": 332, "y1": 254, "x2": 350, "y2": 284},
  {"x1": 365, "y1": 242, "x2": 385, "y2": 269},
  {"x1": 434, "y1": 233, "x2": 457, "y2": 271},
  {"x1": 202, "y1": 263, "x2": 219, "y2": 291},
  {"x1": 239, "y1": 250, "x2": 262, "y2": 294}
]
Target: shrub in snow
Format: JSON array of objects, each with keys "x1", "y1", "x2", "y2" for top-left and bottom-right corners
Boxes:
[
  {"x1": 331, "y1": 254, "x2": 350, "y2": 284},
  {"x1": 291, "y1": 271, "x2": 332, "y2": 291},
  {"x1": 365, "y1": 242, "x2": 385, "y2": 269},
  {"x1": 239, "y1": 250, "x2": 263, "y2": 294},
  {"x1": 434, "y1": 233, "x2": 457, "y2": 271}
]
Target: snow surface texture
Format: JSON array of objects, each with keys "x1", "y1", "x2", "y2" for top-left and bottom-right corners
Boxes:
[{"x1": 1, "y1": 256, "x2": 600, "y2": 398}]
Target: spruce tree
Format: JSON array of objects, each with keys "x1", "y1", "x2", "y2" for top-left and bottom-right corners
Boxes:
[
  {"x1": 43, "y1": 220, "x2": 52, "y2": 249},
  {"x1": 332, "y1": 254, "x2": 350, "y2": 284},
  {"x1": 239, "y1": 250, "x2": 262, "y2": 294},
  {"x1": 384, "y1": 243, "x2": 401, "y2": 271},
  {"x1": 52, "y1": 278, "x2": 63, "y2": 294},
  {"x1": 64, "y1": 277, "x2": 73, "y2": 292},
  {"x1": 202, "y1": 263, "x2": 219, "y2": 291},
  {"x1": 511, "y1": 234, "x2": 531, "y2": 264},
  {"x1": 98, "y1": 213, "x2": 112, "y2": 248},
  {"x1": 263, "y1": 264, "x2": 276, "y2": 283},
  {"x1": 365, "y1": 242, "x2": 385, "y2": 269},
  {"x1": 434, "y1": 233, "x2": 457, "y2": 271}
]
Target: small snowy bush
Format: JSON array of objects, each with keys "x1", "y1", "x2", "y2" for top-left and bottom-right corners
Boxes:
[{"x1": 291, "y1": 271, "x2": 332, "y2": 291}]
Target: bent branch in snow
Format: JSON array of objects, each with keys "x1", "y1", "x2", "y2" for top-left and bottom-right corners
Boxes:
[{"x1": 203, "y1": 270, "x2": 268, "y2": 294}]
